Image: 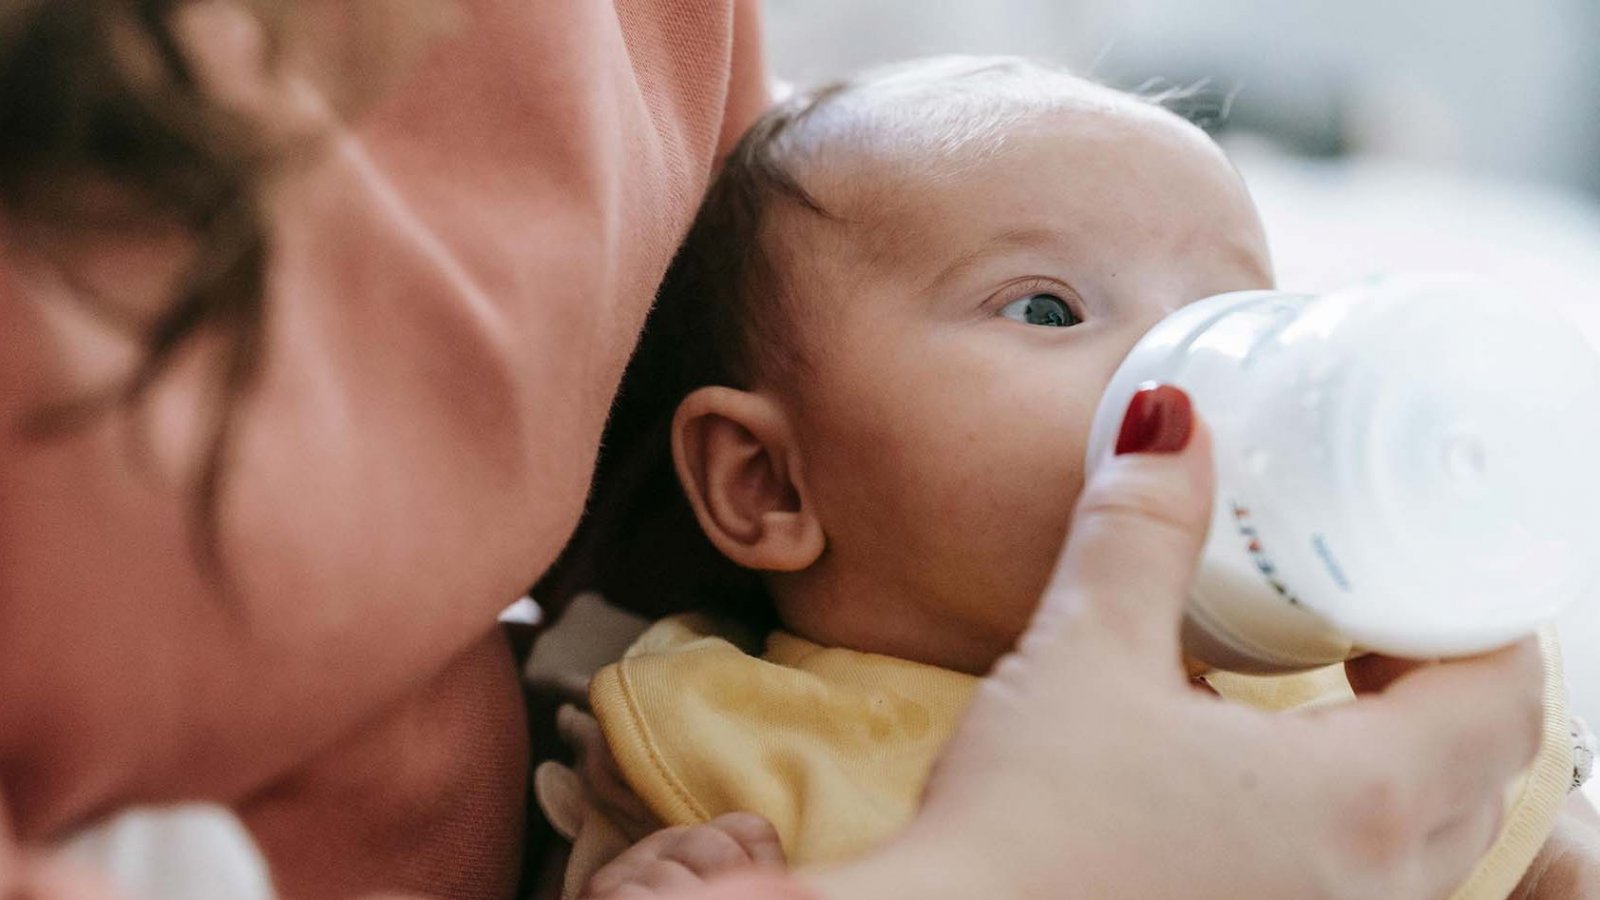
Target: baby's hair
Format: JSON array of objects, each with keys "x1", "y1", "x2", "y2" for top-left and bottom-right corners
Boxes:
[
  {"x1": 533, "y1": 81, "x2": 843, "y2": 628},
  {"x1": 534, "y1": 56, "x2": 1193, "y2": 626}
]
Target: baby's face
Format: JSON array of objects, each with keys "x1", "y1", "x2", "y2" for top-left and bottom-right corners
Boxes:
[{"x1": 769, "y1": 96, "x2": 1273, "y2": 673}]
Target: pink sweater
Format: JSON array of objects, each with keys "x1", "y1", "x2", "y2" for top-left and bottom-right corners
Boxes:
[{"x1": 0, "y1": 1, "x2": 767, "y2": 896}]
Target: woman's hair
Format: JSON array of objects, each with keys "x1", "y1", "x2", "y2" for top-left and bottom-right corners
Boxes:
[{"x1": 0, "y1": 0, "x2": 291, "y2": 573}]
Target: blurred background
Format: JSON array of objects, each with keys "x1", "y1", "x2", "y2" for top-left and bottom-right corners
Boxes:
[
  {"x1": 763, "y1": 0, "x2": 1600, "y2": 722},
  {"x1": 767, "y1": 0, "x2": 1600, "y2": 194}
]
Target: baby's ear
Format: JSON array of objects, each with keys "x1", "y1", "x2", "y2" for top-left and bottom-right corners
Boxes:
[{"x1": 671, "y1": 387, "x2": 824, "y2": 573}]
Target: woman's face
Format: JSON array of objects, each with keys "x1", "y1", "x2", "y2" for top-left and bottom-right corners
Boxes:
[{"x1": 173, "y1": 0, "x2": 453, "y2": 137}]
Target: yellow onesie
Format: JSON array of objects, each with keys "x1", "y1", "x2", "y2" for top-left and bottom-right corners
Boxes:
[{"x1": 567, "y1": 614, "x2": 1571, "y2": 899}]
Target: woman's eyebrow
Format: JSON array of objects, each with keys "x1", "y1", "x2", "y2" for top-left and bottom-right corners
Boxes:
[{"x1": 921, "y1": 226, "x2": 1070, "y2": 295}]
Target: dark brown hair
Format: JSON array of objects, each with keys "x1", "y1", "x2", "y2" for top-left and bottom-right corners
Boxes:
[
  {"x1": 0, "y1": 0, "x2": 292, "y2": 573},
  {"x1": 533, "y1": 86, "x2": 846, "y2": 628}
]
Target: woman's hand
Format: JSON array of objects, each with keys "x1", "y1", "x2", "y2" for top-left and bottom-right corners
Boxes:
[{"x1": 808, "y1": 387, "x2": 1544, "y2": 900}]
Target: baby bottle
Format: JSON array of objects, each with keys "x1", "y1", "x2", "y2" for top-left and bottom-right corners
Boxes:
[{"x1": 1085, "y1": 274, "x2": 1600, "y2": 673}]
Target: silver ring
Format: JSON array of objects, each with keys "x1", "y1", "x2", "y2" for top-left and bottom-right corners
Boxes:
[{"x1": 1571, "y1": 714, "x2": 1595, "y2": 792}]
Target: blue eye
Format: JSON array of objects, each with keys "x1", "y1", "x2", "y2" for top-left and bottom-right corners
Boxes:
[{"x1": 999, "y1": 293, "x2": 1081, "y2": 328}]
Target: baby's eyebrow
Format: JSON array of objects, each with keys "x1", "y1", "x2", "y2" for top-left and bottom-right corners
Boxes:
[{"x1": 921, "y1": 226, "x2": 1070, "y2": 295}]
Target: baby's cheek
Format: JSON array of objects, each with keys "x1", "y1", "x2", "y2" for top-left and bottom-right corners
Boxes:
[
  {"x1": 984, "y1": 466, "x2": 1092, "y2": 607},
  {"x1": 804, "y1": 338, "x2": 1089, "y2": 591}
]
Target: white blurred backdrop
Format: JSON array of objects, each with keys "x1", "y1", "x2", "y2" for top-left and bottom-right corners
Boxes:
[{"x1": 767, "y1": 0, "x2": 1600, "y2": 192}]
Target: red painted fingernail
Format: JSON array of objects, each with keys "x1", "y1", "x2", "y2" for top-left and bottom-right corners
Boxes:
[{"x1": 1115, "y1": 384, "x2": 1194, "y2": 455}]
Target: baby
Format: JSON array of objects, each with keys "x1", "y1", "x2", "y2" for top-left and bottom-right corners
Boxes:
[{"x1": 534, "y1": 57, "x2": 1585, "y2": 900}]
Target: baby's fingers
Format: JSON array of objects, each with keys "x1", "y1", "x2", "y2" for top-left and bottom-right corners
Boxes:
[
  {"x1": 696, "y1": 813, "x2": 786, "y2": 869},
  {"x1": 558, "y1": 705, "x2": 659, "y2": 841},
  {"x1": 581, "y1": 815, "x2": 784, "y2": 900},
  {"x1": 581, "y1": 828, "x2": 688, "y2": 900}
]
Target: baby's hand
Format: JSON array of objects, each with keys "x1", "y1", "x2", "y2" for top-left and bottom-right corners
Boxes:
[{"x1": 579, "y1": 813, "x2": 785, "y2": 900}]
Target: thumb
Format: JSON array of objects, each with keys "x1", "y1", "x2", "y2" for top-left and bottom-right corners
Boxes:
[{"x1": 1031, "y1": 385, "x2": 1215, "y2": 669}]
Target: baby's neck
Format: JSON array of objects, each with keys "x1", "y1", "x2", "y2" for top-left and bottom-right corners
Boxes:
[{"x1": 767, "y1": 571, "x2": 1011, "y2": 676}]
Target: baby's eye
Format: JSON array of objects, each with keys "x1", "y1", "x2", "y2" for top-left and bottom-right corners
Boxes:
[{"x1": 999, "y1": 293, "x2": 1081, "y2": 328}]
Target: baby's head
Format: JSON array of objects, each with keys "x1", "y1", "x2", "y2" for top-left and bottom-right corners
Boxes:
[{"x1": 544, "y1": 57, "x2": 1272, "y2": 673}]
